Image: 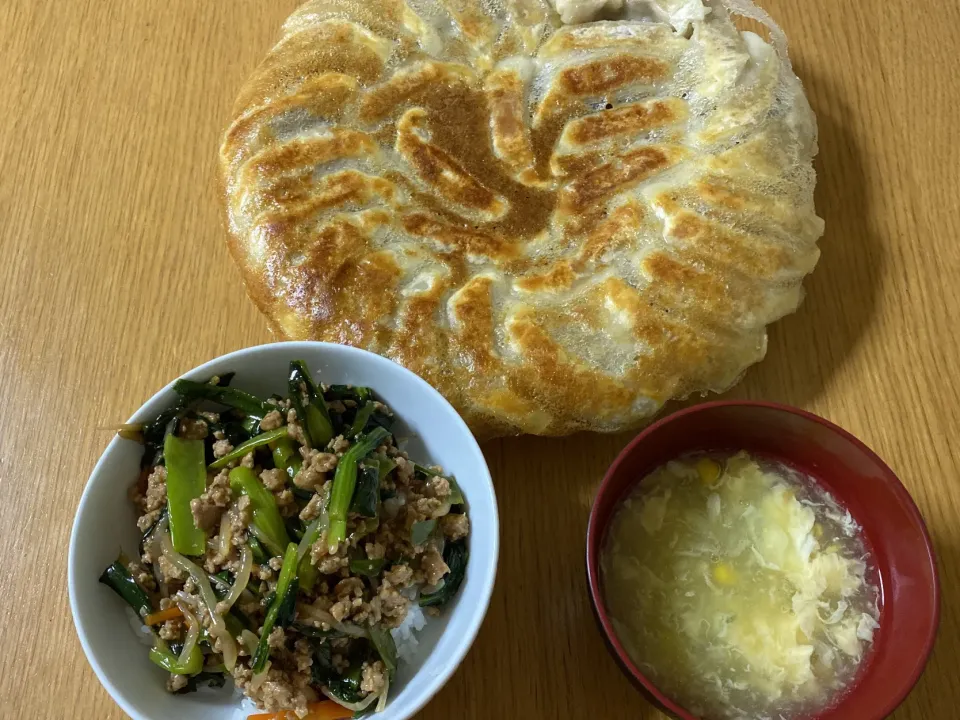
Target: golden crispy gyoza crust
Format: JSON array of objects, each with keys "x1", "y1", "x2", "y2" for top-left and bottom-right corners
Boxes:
[{"x1": 219, "y1": 0, "x2": 823, "y2": 438}]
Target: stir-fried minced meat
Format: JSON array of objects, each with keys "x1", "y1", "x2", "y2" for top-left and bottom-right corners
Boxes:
[
  {"x1": 106, "y1": 365, "x2": 471, "y2": 715},
  {"x1": 134, "y1": 466, "x2": 167, "y2": 531},
  {"x1": 157, "y1": 555, "x2": 185, "y2": 583},
  {"x1": 299, "y1": 493, "x2": 325, "y2": 522},
  {"x1": 127, "y1": 559, "x2": 157, "y2": 592},
  {"x1": 394, "y1": 456, "x2": 415, "y2": 483},
  {"x1": 286, "y1": 409, "x2": 306, "y2": 445},
  {"x1": 424, "y1": 476, "x2": 451, "y2": 499},
  {"x1": 191, "y1": 470, "x2": 233, "y2": 531},
  {"x1": 260, "y1": 468, "x2": 286, "y2": 491},
  {"x1": 159, "y1": 617, "x2": 182, "y2": 641},
  {"x1": 234, "y1": 663, "x2": 313, "y2": 719},
  {"x1": 212, "y1": 436, "x2": 233, "y2": 458},
  {"x1": 178, "y1": 417, "x2": 209, "y2": 440},
  {"x1": 383, "y1": 564, "x2": 413, "y2": 588},
  {"x1": 377, "y1": 578, "x2": 410, "y2": 628},
  {"x1": 295, "y1": 450, "x2": 337, "y2": 490},
  {"x1": 260, "y1": 410, "x2": 284, "y2": 430},
  {"x1": 420, "y1": 544, "x2": 450, "y2": 586},
  {"x1": 441, "y1": 513, "x2": 470, "y2": 541},
  {"x1": 361, "y1": 661, "x2": 388, "y2": 696}
]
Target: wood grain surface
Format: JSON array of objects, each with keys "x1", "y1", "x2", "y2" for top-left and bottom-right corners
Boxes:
[{"x1": 1, "y1": 0, "x2": 958, "y2": 717}]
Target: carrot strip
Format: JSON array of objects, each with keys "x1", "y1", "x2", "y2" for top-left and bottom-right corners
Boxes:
[
  {"x1": 247, "y1": 700, "x2": 352, "y2": 720},
  {"x1": 144, "y1": 606, "x2": 184, "y2": 625}
]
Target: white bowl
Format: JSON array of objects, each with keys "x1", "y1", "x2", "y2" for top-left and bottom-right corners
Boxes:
[{"x1": 69, "y1": 341, "x2": 499, "y2": 720}]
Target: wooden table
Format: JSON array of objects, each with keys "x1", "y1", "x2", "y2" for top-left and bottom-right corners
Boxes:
[{"x1": 1, "y1": 0, "x2": 958, "y2": 717}]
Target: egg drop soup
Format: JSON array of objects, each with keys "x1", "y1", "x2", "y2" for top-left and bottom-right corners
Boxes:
[{"x1": 601, "y1": 452, "x2": 880, "y2": 720}]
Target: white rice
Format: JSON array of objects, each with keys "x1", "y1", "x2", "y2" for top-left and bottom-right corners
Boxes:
[
  {"x1": 126, "y1": 606, "x2": 155, "y2": 647},
  {"x1": 391, "y1": 603, "x2": 428, "y2": 664}
]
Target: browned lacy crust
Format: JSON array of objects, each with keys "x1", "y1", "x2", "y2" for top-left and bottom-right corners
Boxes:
[{"x1": 219, "y1": 0, "x2": 824, "y2": 438}]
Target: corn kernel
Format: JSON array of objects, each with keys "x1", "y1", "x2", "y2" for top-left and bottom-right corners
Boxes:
[
  {"x1": 696, "y1": 458, "x2": 721, "y2": 485},
  {"x1": 712, "y1": 563, "x2": 736, "y2": 586}
]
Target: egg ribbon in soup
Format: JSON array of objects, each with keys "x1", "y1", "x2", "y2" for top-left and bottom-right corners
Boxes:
[{"x1": 602, "y1": 452, "x2": 880, "y2": 720}]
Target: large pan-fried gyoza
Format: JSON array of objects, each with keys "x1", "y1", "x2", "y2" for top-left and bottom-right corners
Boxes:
[{"x1": 219, "y1": 0, "x2": 824, "y2": 438}]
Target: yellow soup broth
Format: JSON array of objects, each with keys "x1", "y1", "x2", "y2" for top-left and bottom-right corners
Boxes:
[{"x1": 602, "y1": 452, "x2": 880, "y2": 720}]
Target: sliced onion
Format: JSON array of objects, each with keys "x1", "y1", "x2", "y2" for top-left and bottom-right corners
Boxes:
[
  {"x1": 382, "y1": 494, "x2": 405, "y2": 519},
  {"x1": 249, "y1": 661, "x2": 271, "y2": 692},
  {"x1": 240, "y1": 629, "x2": 260, "y2": 656},
  {"x1": 375, "y1": 677, "x2": 390, "y2": 713},
  {"x1": 298, "y1": 605, "x2": 368, "y2": 638},
  {"x1": 297, "y1": 604, "x2": 335, "y2": 626},
  {"x1": 159, "y1": 526, "x2": 238, "y2": 671},
  {"x1": 297, "y1": 490, "x2": 329, "y2": 562},
  {"x1": 335, "y1": 621, "x2": 368, "y2": 638},
  {"x1": 321, "y1": 686, "x2": 379, "y2": 712},
  {"x1": 178, "y1": 607, "x2": 201, "y2": 665},
  {"x1": 220, "y1": 545, "x2": 253, "y2": 612},
  {"x1": 218, "y1": 507, "x2": 235, "y2": 559}
]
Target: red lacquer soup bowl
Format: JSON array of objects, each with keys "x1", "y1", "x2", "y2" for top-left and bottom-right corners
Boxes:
[{"x1": 586, "y1": 401, "x2": 939, "y2": 720}]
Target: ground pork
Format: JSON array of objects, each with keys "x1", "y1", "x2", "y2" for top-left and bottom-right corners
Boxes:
[
  {"x1": 330, "y1": 595, "x2": 363, "y2": 622},
  {"x1": 384, "y1": 564, "x2": 413, "y2": 588},
  {"x1": 440, "y1": 513, "x2": 470, "y2": 541},
  {"x1": 424, "y1": 476, "x2": 451, "y2": 499},
  {"x1": 158, "y1": 555, "x2": 185, "y2": 582},
  {"x1": 275, "y1": 489, "x2": 296, "y2": 516},
  {"x1": 137, "y1": 466, "x2": 167, "y2": 530},
  {"x1": 240, "y1": 452, "x2": 255, "y2": 468},
  {"x1": 257, "y1": 563, "x2": 276, "y2": 581},
  {"x1": 286, "y1": 409, "x2": 306, "y2": 445},
  {"x1": 223, "y1": 495, "x2": 253, "y2": 551},
  {"x1": 178, "y1": 417, "x2": 208, "y2": 440},
  {"x1": 365, "y1": 542, "x2": 385, "y2": 560},
  {"x1": 330, "y1": 435, "x2": 350, "y2": 453},
  {"x1": 268, "y1": 626, "x2": 286, "y2": 650},
  {"x1": 335, "y1": 577, "x2": 364, "y2": 598},
  {"x1": 310, "y1": 534, "x2": 349, "y2": 574},
  {"x1": 394, "y1": 456, "x2": 415, "y2": 484},
  {"x1": 299, "y1": 494, "x2": 325, "y2": 522},
  {"x1": 295, "y1": 450, "x2": 337, "y2": 490},
  {"x1": 377, "y1": 579, "x2": 409, "y2": 628},
  {"x1": 167, "y1": 673, "x2": 188, "y2": 692},
  {"x1": 234, "y1": 663, "x2": 312, "y2": 719},
  {"x1": 127, "y1": 560, "x2": 157, "y2": 592},
  {"x1": 260, "y1": 468, "x2": 286, "y2": 492},
  {"x1": 352, "y1": 596, "x2": 382, "y2": 625},
  {"x1": 260, "y1": 410, "x2": 283, "y2": 431},
  {"x1": 212, "y1": 438, "x2": 233, "y2": 459},
  {"x1": 421, "y1": 544, "x2": 450, "y2": 586},
  {"x1": 159, "y1": 617, "x2": 183, "y2": 641},
  {"x1": 191, "y1": 469, "x2": 233, "y2": 531},
  {"x1": 294, "y1": 638, "x2": 313, "y2": 674},
  {"x1": 411, "y1": 497, "x2": 444, "y2": 524},
  {"x1": 361, "y1": 660, "x2": 387, "y2": 696},
  {"x1": 371, "y1": 521, "x2": 416, "y2": 562}
]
